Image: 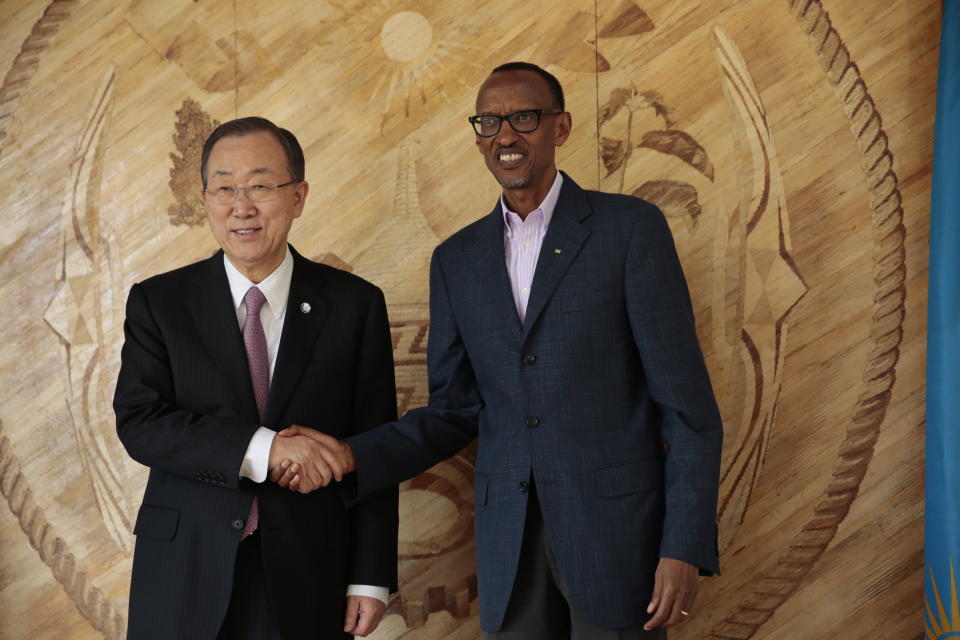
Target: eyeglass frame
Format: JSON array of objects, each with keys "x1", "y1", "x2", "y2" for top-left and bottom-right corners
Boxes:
[
  {"x1": 203, "y1": 179, "x2": 299, "y2": 204},
  {"x1": 467, "y1": 109, "x2": 565, "y2": 137}
]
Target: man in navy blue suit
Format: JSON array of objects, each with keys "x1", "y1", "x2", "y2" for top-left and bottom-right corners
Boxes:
[{"x1": 278, "y1": 62, "x2": 723, "y2": 639}]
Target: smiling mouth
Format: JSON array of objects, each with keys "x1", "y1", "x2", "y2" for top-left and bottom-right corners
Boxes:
[
  {"x1": 232, "y1": 228, "x2": 261, "y2": 237},
  {"x1": 497, "y1": 150, "x2": 526, "y2": 168}
]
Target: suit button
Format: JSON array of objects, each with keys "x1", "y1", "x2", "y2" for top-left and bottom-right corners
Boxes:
[
  {"x1": 519, "y1": 481, "x2": 530, "y2": 493},
  {"x1": 231, "y1": 519, "x2": 244, "y2": 531},
  {"x1": 526, "y1": 416, "x2": 540, "y2": 428},
  {"x1": 523, "y1": 353, "x2": 536, "y2": 365}
]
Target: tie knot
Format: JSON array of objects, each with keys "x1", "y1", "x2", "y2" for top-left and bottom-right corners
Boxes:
[{"x1": 243, "y1": 286, "x2": 267, "y2": 316}]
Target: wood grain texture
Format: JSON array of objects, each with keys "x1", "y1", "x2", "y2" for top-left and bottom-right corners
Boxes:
[{"x1": 0, "y1": 1, "x2": 934, "y2": 638}]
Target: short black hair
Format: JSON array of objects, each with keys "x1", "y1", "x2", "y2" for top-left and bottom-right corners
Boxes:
[
  {"x1": 490, "y1": 62, "x2": 565, "y2": 111},
  {"x1": 200, "y1": 116, "x2": 305, "y2": 188}
]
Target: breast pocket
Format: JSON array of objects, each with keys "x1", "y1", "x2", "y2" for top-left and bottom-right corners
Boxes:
[
  {"x1": 133, "y1": 504, "x2": 180, "y2": 541},
  {"x1": 556, "y1": 254, "x2": 625, "y2": 312}
]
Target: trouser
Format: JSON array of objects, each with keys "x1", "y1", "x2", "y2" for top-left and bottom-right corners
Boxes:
[
  {"x1": 484, "y1": 485, "x2": 667, "y2": 640},
  {"x1": 217, "y1": 531, "x2": 284, "y2": 640}
]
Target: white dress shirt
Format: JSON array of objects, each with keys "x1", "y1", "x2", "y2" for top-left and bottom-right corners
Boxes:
[
  {"x1": 225, "y1": 248, "x2": 388, "y2": 605},
  {"x1": 501, "y1": 171, "x2": 563, "y2": 322}
]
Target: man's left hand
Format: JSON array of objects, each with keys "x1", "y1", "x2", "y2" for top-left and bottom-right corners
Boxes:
[
  {"x1": 644, "y1": 557, "x2": 698, "y2": 630},
  {"x1": 344, "y1": 595, "x2": 386, "y2": 637}
]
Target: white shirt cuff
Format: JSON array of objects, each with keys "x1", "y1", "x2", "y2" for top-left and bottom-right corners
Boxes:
[
  {"x1": 239, "y1": 427, "x2": 276, "y2": 482},
  {"x1": 346, "y1": 584, "x2": 389, "y2": 606}
]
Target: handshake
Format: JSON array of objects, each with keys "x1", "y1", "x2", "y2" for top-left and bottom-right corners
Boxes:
[{"x1": 266, "y1": 426, "x2": 356, "y2": 493}]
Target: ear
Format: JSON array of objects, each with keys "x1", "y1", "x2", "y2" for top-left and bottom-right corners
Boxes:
[
  {"x1": 554, "y1": 112, "x2": 572, "y2": 147},
  {"x1": 292, "y1": 181, "x2": 310, "y2": 219}
]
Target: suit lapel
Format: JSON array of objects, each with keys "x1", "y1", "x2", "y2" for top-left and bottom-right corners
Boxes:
[
  {"x1": 468, "y1": 205, "x2": 523, "y2": 335},
  {"x1": 188, "y1": 252, "x2": 260, "y2": 422},
  {"x1": 521, "y1": 175, "x2": 592, "y2": 340},
  {"x1": 263, "y1": 249, "x2": 331, "y2": 425}
]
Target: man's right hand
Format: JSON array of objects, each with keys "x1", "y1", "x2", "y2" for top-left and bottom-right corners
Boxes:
[
  {"x1": 267, "y1": 428, "x2": 350, "y2": 493},
  {"x1": 267, "y1": 426, "x2": 355, "y2": 493}
]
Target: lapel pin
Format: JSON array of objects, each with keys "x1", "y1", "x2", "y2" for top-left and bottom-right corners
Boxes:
[
  {"x1": 554, "y1": 248, "x2": 562, "y2": 255},
  {"x1": 300, "y1": 302, "x2": 311, "y2": 314}
]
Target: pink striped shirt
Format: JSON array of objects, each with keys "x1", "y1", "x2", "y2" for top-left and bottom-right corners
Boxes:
[{"x1": 501, "y1": 172, "x2": 564, "y2": 323}]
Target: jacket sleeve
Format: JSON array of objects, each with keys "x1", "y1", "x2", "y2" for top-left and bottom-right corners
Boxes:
[
  {"x1": 624, "y1": 204, "x2": 723, "y2": 575},
  {"x1": 345, "y1": 248, "x2": 482, "y2": 501},
  {"x1": 113, "y1": 282, "x2": 257, "y2": 488},
  {"x1": 346, "y1": 287, "x2": 400, "y2": 590}
]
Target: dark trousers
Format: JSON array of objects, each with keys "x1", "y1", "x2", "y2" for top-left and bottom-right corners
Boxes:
[
  {"x1": 484, "y1": 486, "x2": 666, "y2": 640},
  {"x1": 217, "y1": 531, "x2": 284, "y2": 640}
]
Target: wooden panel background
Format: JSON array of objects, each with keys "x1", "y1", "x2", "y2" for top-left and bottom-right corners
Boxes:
[{"x1": 0, "y1": 0, "x2": 935, "y2": 638}]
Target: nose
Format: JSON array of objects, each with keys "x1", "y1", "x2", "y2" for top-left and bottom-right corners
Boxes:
[
  {"x1": 494, "y1": 119, "x2": 520, "y2": 146},
  {"x1": 232, "y1": 189, "x2": 257, "y2": 217}
]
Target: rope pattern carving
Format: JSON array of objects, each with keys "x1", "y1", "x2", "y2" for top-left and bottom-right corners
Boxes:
[
  {"x1": 709, "y1": 1, "x2": 907, "y2": 637},
  {"x1": 0, "y1": 435, "x2": 125, "y2": 638},
  {"x1": 0, "y1": 0, "x2": 78, "y2": 157},
  {"x1": 0, "y1": 2, "x2": 129, "y2": 636}
]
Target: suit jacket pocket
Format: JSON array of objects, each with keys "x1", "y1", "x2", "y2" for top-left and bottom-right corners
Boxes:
[
  {"x1": 133, "y1": 504, "x2": 180, "y2": 541},
  {"x1": 474, "y1": 473, "x2": 489, "y2": 507},
  {"x1": 595, "y1": 459, "x2": 659, "y2": 498}
]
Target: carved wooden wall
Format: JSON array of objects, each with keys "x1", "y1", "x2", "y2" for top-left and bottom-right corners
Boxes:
[{"x1": 0, "y1": 1, "x2": 935, "y2": 638}]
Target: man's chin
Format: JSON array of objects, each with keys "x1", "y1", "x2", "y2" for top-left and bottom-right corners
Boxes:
[{"x1": 496, "y1": 172, "x2": 531, "y2": 190}]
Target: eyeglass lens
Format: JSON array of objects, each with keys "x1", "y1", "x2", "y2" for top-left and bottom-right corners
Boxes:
[
  {"x1": 474, "y1": 110, "x2": 541, "y2": 136},
  {"x1": 207, "y1": 185, "x2": 281, "y2": 203}
]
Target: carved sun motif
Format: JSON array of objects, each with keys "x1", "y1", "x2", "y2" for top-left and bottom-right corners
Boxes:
[{"x1": 307, "y1": 1, "x2": 488, "y2": 134}]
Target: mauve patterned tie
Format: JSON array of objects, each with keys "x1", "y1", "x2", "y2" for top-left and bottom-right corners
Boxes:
[{"x1": 241, "y1": 286, "x2": 269, "y2": 539}]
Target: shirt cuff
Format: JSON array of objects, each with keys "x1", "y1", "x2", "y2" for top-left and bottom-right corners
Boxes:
[
  {"x1": 346, "y1": 585, "x2": 389, "y2": 606},
  {"x1": 239, "y1": 427, "x2": 276, "y2": 482}
]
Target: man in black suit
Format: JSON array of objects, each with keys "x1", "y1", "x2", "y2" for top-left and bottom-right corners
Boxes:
[
  {"x1": 114, "y1": 117, "x2": 398, "y2": 639},
  {"x1": 278, "y1": 62, "x2": 723, "y2": 639}
]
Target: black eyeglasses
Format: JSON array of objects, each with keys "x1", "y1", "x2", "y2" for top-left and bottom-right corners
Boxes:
[{"x1": 468, "y1": 109, "x2": 564, "y2": 137}]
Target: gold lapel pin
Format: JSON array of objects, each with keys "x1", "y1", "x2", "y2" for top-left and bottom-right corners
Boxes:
[
  {"x1": 554, "y1": 249, "x2": 562, "y2": 255},
  {"x1": 300, "y1": 302, "x2": 311, "y2": 314}
]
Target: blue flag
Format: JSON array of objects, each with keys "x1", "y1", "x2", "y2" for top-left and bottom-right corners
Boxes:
[{"x1": 926, "y1": 2, "x2": 960, "y2": 638}]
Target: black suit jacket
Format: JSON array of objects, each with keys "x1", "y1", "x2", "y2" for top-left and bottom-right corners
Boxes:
[
  {"x1": 348, "y1": 174, "x2": 722, "y2": 631},
  {"x1": 114, "y1": 247, "x2": 398, "y2": 640}
]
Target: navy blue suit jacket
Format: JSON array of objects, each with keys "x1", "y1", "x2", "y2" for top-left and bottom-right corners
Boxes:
[{"x1": 348, "y1": 174, "x2": 722, "y2": 631}]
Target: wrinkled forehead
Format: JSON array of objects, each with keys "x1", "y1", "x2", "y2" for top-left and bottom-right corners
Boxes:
[
  {"x1": 207, "y1": 132, "x2": 288, "y2": 178},
  {"x1": 475, "y1": 70, "x2": 554, "y2": 112},
  {"x1": 207, "y1": 165, "x2": 278, "y2": 181}
]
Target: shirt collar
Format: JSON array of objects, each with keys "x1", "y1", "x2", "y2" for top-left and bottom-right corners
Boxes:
[
  {"x1": 223, "y1": 247, "x2": 293, "y2": 320},
  {"x1": 500, "y1": 171, "x2": 563, "y2": 236}
]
